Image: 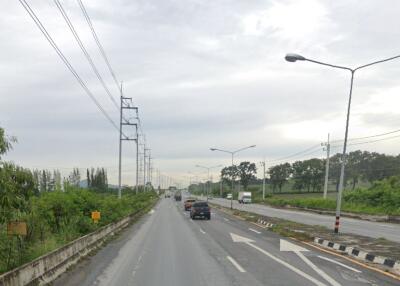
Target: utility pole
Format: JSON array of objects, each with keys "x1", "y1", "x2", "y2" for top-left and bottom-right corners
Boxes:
[
  {"x1": 260, "y1": 159, "x2": 266, "y2": 200},
  {"x1": 118, "y1": 92, "x2": 123, "y2": 199},
  {"x1": 118, "y1": 84, "x2": 138, "y2": 199},
  {"x1": 220, "y1": 176, "x2": 222, "y2": 197},
  {"x1": 148, "y1": 152, "x2": 152, "y2": 188},
  {"x1": 135, "y1": 124, "x2": 139, "y2": 194},
  {"x1": 143, "y1": 147, "x2": 146, "y2": 191},
  {"x1": 322, "y1": 133, "x2": 331, "y2": 199}
]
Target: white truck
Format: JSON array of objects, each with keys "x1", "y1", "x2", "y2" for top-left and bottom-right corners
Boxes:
[{"x1": 238, "y1": 192, "x2": 252, "y2": 204}]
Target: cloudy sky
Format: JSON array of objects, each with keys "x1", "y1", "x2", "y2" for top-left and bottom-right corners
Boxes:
[{"x1": 1, "y1": 0, "x2": 400, "y2": 186}]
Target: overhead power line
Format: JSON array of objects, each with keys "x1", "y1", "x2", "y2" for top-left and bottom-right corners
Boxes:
[
  {"x1": 332, "y1": 133, "x2": 400, "y2": 148},
  {"x1": 332, "y1": 128, "x2": 400, "y2": 143},
  {"x1": 269, "y1": 144, "x2": 321, "y2": 163},
  {"x1": 19, "y1": 0, "x2": 120, "y2": 133},
  {"x1": 77, "y1": 0, "x2": 120, "y2": 91},
  {"x1": 54, "y1": 0, "x2": 120, "y2": 110}
]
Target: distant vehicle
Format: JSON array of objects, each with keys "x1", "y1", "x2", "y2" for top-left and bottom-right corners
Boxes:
[
  {"x1": 226, "y1": 193, "x2": 232, "y2": 200},
  {"x1": 184, "y1": 198, "x2": 196, "y2": 211},
  {"x1": 190, "y1": 201, "x2": 210, "y2": 220},
  {"x1": 174, "y1": 192, "x2": 182, "y2": 201},
  {"x1": 238, "y1": 192, "x2": 252, "y2": 204}
]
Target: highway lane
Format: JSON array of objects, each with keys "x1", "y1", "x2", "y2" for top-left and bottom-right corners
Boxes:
[
  {"x1": 54, "y1": 197, "x2": 399, "y2": 286},
  {"x1": 208, "y1": 197, "x2": 400, "y2": 243}
]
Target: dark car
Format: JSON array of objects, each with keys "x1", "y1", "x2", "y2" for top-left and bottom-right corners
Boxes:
[{"x1": 190, "y1": 201, "x2": 210, "y2": 220}]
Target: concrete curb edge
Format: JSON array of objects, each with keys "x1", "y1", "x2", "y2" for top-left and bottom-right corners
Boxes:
[{"x1": 314, "y1": 237, "x2": 400, "y2": 273}]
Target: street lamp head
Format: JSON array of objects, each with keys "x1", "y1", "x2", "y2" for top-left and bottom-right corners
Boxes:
[
  {"x1": 285, "y1": 53, "x2": 306, "y2": 62},
  {"x1": 250, "y1": 145, "x2": 256, "y2": 148},
  {"x1": 210, "y1": 148, "x2": 216, "y2": 151}
]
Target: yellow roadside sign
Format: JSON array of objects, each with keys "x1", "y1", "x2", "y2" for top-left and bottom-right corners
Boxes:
[
  {"x1": 91, "y1": 211, "x2": 101, "y2": 223},
  {"x1": 7, "y1": 221, "x2": 27, "y2": 236}
]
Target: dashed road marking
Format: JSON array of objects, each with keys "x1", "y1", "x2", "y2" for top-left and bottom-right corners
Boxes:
[
  {"x1": 199, "y1": 228, "x2": 206, "y2": 234},
  {"x1": 248, "y1": 228, "x2": 261, "y2": 234},
  {"x1": 227, "y1": 256, "x2": 246, "y2": 273},
  {"x1": 223, "y1": 218, "x2": 229, "y2": 222},
  {"x1": 317, "y1": 256, "x2": 362, "y2": 273}
]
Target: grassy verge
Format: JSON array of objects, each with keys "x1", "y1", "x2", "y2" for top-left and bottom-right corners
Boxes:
[
  {"x1": 0, "y1": 190, "x2": 158, "y2": 274},
  {"x1": 254, "y1": 196, "x2": 400, "y2": 216}
]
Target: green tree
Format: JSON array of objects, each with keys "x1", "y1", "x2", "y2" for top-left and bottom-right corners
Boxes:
[
  {"x1": 237, "y1": 161, "x2": 257, "y2": 190},
  {"x1": 268, "y1": 163, "x2": 291, "y2": 192},
  {"x1": 221, "y1": 165, "x2": 239, "y2": 189}
]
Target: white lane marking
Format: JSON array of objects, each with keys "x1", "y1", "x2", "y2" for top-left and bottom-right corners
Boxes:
[
  {"x1": 248, "y1": 228, "x2": 261, "y2": 234},
  {"x1": 227, "y1": 256, "x2": 246, "y2": 273},
  {"x1": 149, "y1": 209, "x2": 155, "y2": 214},
  {"x1": 230, "y1": 233, "x2": 326, "y2": 286},
  {"x1": 199, "y1": 228, "x2": 206, "y2": 234},
  {"x1": 223, "y1": 218, "x2": 229, "y2": 222},
  {"x1": 131, "y1": 270, "x2": 136, "y2": 277},
  {"x1": 280, "y1": 240, "x2": 341, "y2": 286},
  {"x1": 317, "y1": 256, "x2": 362, "y2": 273},
  {"x1": 296, "y1": 252, "x2": 341, "y2": 286}
]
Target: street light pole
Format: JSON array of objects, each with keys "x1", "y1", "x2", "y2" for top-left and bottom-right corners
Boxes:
[
  {"x1": 210, "y1": 145, "x2": 256, "y2": 209},
  {"x1": 285, "y1": 53, "x2": 400, "y2": 233},
  {"x1": 322, "y1": 133, "x2": 331, "y2": 199}
]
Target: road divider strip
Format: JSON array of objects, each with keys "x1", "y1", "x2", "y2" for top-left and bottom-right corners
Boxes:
[
  {"x1": 257, "y1": 218, "x2": 275, "y2": 228},
  {"x1": 314, "y1": 237, "x2": 400, "y2": 274}
]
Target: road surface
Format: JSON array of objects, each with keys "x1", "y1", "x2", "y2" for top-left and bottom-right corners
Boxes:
[
  {"x1": 54, "y1": 197, "x2": 399, "y2": 286},
  {"x1": 208, "y1": 197, "x2": 400, "y2": 243}
]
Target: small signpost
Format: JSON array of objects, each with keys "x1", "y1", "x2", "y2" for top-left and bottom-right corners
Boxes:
[
  {"x1": 91, "y1": 211, "x2": 101, "y2": 223},
  {"x1": 7, "y1": 221, "x2": 27, "y2": 236}
]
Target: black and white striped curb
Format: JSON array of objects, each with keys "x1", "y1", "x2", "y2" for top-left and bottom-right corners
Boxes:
[
  {"x1": 314, "y1": 237, "x2": 400, "y2": 272},
  {"x1": 257, "y1": 218, "x2": 275, "y2": 228}
]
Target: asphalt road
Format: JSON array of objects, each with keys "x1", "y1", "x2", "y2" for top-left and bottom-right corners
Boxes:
[
  {"x1": 54, "y1": 197, "x2": 399, "y2": 286},
  {"x1": 208, "y1": 197, "x2": 400, "y2": 243}
]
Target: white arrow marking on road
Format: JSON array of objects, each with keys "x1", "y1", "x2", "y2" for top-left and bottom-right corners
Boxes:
[
  {"x1": 317, "y1": 256, "x2": 362, "y2": 273},
  {"x1": 230, "y1": 233, "x2": 326, "y2": 286},
  {"x1": 280, "y1": 239, "x2": 341, "y2": 286}
]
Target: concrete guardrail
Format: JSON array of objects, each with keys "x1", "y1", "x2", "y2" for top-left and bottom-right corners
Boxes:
[{"x1": 0, "y1": 209, "x2": 144, "y2": 286}]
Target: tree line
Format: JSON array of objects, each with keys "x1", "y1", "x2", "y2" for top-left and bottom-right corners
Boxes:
[
  {"x1": 268, "y1": 150, "x2": 400, "y2": 192},
  {"x1": 220, "y1": 161, "x2": 257, "y2": 190}
]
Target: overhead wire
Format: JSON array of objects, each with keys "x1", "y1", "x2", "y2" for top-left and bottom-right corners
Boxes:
[
  {"x1": 268, "y1": 143, "x2": 322, "y2": 163},
  {"x1": 77, "y1": 0, "x2": 120, "y2": 91},
  {"x1": 18, "y1": 0, "x2": 121, "y2": 133},
  {"x1": 54, "y1": 0, "x2": 120, "y2": 110},
  {"x1": 332, "y1": 128, "x2": 400, "y2": 143}
]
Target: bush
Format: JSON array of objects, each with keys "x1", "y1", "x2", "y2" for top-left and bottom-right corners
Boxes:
[{"x1": 0, "y1": 189, "x2": 157, "y2": 273}]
